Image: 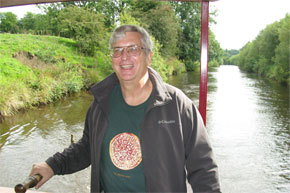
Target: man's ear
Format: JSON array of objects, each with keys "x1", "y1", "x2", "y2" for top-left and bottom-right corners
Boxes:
[{"x1": 147, "y1": 51, "x2": 152, "y2": 66}]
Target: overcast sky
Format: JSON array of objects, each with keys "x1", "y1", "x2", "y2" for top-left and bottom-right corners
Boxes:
[
  {"x1": 210, "y1": 0, "x2": 290, "y2": 50},
  {"x1": 1, "y1": 0, "x2": 289, "y2": 50},
  {"x1": 0, "y1": 4, "x2": 42, "y2": 19}
]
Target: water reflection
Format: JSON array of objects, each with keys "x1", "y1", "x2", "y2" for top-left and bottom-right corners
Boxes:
[
  {"x1": 1, "y1": 92, "x2": 93, "y2": 149},
  {"x1": 168, "y1": 65, "x2": 289, "y2": 193},
  {"x1": 0, "y1": 92, "x2": 92, "y2": 192}
]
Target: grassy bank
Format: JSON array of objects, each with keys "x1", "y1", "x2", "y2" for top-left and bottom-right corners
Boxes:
[{"x1": 0, "y1": 33, "x2": 112, "y2": 117}]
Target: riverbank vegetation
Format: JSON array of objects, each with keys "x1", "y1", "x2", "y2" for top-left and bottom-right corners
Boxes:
[
  {"x1": 0, "y1": 0, "x2": 223, "y2": 117},
  {"x1": 231, "y1": 14, "x2": 290, "y2": 85},
  {"x1": 223, "y1": 49, "x2": 239, "y2": 65}
]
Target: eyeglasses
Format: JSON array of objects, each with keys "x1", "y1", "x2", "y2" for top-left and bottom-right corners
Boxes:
[{"x1": 110, "y1": 45, "x2": 145, "y2": 58}]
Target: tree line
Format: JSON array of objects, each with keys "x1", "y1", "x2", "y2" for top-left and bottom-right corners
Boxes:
[
  {"x1": 0, "y1": 0, "x2": 223, "y2": 71},
  {"x1": 231, "y1": 14, "x2": 289, "y2": 85}
]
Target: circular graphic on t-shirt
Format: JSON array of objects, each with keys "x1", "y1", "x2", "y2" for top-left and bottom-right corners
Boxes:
[{"x1": 109, "y1": 132, "x2": 142, "y2": 170}]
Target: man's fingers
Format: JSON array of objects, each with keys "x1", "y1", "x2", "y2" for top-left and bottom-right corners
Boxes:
[
  {"x1": 35, "y1": 178, "x2": 45, "y2": 189},
  {"x1": 28, "y1": 162, "x2": 54, "y2": 190}
]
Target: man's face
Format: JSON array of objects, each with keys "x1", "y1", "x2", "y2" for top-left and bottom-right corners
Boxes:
[{"x1": 111, "y1": 32, "x2": 152, "y2": 84}]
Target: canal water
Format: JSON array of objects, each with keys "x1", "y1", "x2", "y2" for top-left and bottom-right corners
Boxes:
[{"x1": 0, "y1": 65, "x2": 289, "y2": 193}]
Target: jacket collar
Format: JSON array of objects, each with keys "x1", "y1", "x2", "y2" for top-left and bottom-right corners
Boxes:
[
  {"x1": 148, "y1": 67, "x2": 172, "y2": 106},
  {"x1": 90, "y1": 72, "x2": 118, "y2": 115},
  {"x1": 90, "y1": 67, "x2": 172, "y2": 111}
]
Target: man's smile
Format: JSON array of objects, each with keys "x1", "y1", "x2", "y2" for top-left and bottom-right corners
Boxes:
[{"x1": 120, "y1": 64, "x2": 134, "y2": 70}]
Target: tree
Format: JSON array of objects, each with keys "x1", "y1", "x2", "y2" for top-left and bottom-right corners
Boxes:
[
  {"x1": 38, "y1": 3, "x2": 63, "y2": 35},
  {"x1": 0, "y1": 12, "x2": 18, "y2": 33},
  {"x1": 59, "y1": 0, "x2": 134, "y2": 28},
  {"x1": 19, "y1": 12, "x2": 36, "y2": 32},
  {"x1": 171, "y1": 2, "x2": 220, "y2": 70},
  {"x1": 209, "y1": 30, "x2": 223, "y2": 66},
  {"x1": 34, "y1": 14, "x2": 51, "y2": 35},
  {"x1": 236, "y1": 14, "x2": 289, "y2": 85},
  {"x1": 131, "y1": 1, "x2": 181, "y2": 57},
  {"x1": 273, "y1": 14, "x2": 290, "y2": 84},
  {"x1": 170, "y1": 2, "x2": 202, "y2": 71},
  {"x1": 58, "y1": 6, "x2": 107, "y2": 56},
  {"x1": 255, "y1": 21, "x2": 280, "y2": 76},
  {"x1": 223, "y1": 49, "x2": 239, "y2": 65},
  {"x1": 237, "y1": 42, "x2": 255, "y2": 72}
]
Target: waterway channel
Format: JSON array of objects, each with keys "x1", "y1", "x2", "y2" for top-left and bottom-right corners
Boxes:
[{"x1": 0, "y1": 65, "x2": 289, "y2": 193}]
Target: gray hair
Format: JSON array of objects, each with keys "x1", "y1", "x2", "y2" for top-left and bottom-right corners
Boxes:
[{"x1": 109, "y1": 25, "x2": 153, "y2": 55}]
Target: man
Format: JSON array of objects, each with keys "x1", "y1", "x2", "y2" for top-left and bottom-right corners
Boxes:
[{"x1": 30, "y1": 25, "x2": 221, "y2": 193}]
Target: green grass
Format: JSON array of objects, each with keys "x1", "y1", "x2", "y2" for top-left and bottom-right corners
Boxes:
[{"x1": 0, "y1": 33, "x2": 112, "y2": 116}]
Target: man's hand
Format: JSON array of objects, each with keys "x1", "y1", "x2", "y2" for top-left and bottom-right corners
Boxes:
[{"x1": 29, "y1": 162, "x2": 54, "y2": 189}]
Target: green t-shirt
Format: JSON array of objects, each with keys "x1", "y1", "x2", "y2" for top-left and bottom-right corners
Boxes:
[{"x1": 100, "y1": 84, "x2": 151, "y2": 192}]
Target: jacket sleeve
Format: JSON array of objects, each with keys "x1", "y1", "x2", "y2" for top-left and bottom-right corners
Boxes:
[
  {"x1": 184, "y1": 104, "x2": 221, "y2": 193},
  {"x1": 45, "y1": 107, "x2": 92, "y2": 175}
]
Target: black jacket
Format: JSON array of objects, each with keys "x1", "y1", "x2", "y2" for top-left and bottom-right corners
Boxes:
[{"x1": 46, "y1": 68, "x2": 221, "y2": 193}]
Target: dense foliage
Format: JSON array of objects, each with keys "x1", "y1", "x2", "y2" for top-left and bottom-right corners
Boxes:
[
  {"x1": 233, "y1": 14, "x2": 289, "y2": 85},
  {"x1": 0, "y1": 12, "x2": 18, "y2": 33},
  {"x1": 58, "y1": 6, "x2": 107, "y2": 55},
  {"x1": 223, "y1": 49, "x2": 239, "y2": 65}
]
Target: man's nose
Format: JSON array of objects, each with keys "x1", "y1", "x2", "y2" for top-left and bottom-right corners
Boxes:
[{"x1": 121, "y1": 48, "x2": 129, "y2": 60}]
